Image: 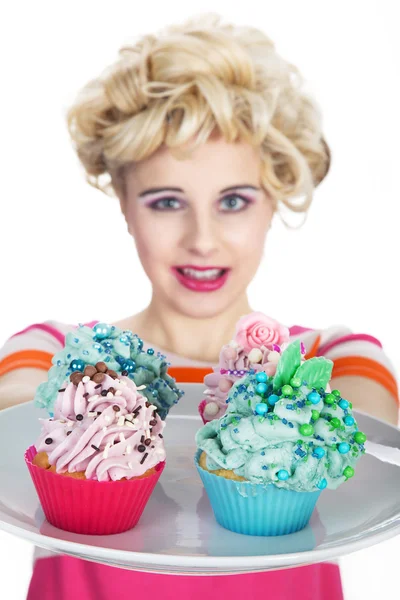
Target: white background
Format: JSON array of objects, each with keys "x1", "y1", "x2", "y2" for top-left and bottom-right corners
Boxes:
[{"x1": 0, "y1": 0, "x2": 399, "y2": 598}]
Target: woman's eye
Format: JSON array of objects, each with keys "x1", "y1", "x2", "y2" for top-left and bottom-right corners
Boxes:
[
  {"x1": 219, "y1": 195, "x2": 251, "y2": 212},
  {"x1": 149, "y1": 197, "x2": 182, "y2": 210}
]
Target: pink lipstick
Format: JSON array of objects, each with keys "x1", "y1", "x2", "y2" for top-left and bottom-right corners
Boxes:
[{"x1": 171, "y1": 265, "x2": 230, "y2": 292}]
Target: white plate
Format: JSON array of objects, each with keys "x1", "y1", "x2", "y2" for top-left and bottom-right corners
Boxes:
[{"x1": 1, "y1": 386, "x2": 400, "y2": 575}]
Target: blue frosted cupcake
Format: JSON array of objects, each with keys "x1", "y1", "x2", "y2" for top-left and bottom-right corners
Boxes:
[{"x1": 195, "y1": 338, "x2": 366, "y2": 536}]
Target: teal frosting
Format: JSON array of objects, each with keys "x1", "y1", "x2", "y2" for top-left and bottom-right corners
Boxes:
[
  {"x1": 34, "y1": 323, "x2": 184, "y2": 420},
  {"x1": 196, "y1": 339, "x2": 366, "y2": 491}
]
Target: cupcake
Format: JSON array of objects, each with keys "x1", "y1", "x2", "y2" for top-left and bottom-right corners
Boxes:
[
  {"x1": 199, "y1": 312, "x2": 291, "y2": 423},
  {"x1": 195, "y1": 337, "x2": 367, "y2": 536},
  {"x1": 35, "y1": 322, "x2": 184, "y2": 420},
  {"x1": 26, "y1": 359, "x2": 168, "y2": 534}
]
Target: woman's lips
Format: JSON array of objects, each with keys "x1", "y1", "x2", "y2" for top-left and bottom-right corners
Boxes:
[{"x1": 171, "y1": 266, "x2": 230, "y2": 292}]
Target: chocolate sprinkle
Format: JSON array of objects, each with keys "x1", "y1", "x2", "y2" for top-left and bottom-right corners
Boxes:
[
  {"x1": 58, "y1": 388, "x2": 66, "y2": 393},
  {"x1": 45, "y1": 438, "x2": 53, "y2": 445},
  {"x1": 67, "y1": 431, "x2": 72, "y2": 436},
  {"x1": 140, "y1": 453, "x2": 148, "y2": 465},
  {"x1": 145, "y1": 402, "x2": 150, "y2": 408},
  {"x1": 92, "y1": 372, "x2": 105, "y2": 384},
  {"x1": 91, "y1": 444, "x2": 100, "y2": 451},
  {"x1": 141, "y1": 436, "x2": 145, "y2": 443},
  {"x1": 109, "y1": 387, "x2": 116, "y2": 395},
  {"x1": 84, "y1": 365, "x2": 97, "y2": 377},
  {"x1": 122, "y1": 370, "x2": 128, "y2": 376},
  {"x1": 97, "y1": 411, "x2": 102, "y2": 416},
  {"x1": 94, "y1": 384, "x2": 102, "y2": 389},
  {"x1": 158, "y1": 434, "x2": 163, "y2": 438},
  {"x1": 70, "y1": 372, "x2": 84, "y2": 386},
  {"x1": 138, "y1": 444, "x2": 146, "y2": 453},
  {"x1": 112, "y1": 405, "x2": 120, "y2": 411},
  {"x1": 149, "y1": 419, "x2": 157, "y2": 426},
  {"x1": 101, "y1": 390, "x2": 108, "y2": 397},
  {"x1": 83, "y1": 392, "x2": 89, "y2": 399},
  {"x1": 76, "y1": 414, "x2": 83, "y2": 421},
  {"x1": 144, "y1": 439, "x2": 151, "y2": 446}
]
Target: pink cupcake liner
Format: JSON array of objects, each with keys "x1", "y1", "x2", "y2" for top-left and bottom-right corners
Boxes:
[
  {"x1": 198, "y1": 399, "x2": 208, "y2": 424},
  {"x1": 25, "y1": 446, "x2": 165, "y2": 535}
]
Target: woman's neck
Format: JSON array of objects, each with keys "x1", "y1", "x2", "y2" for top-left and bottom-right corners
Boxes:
[{"x1": 116, "y1": 295, "x2": 252, "y2": 363}]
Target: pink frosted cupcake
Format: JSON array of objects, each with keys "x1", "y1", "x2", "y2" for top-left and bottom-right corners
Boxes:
[
  {"x1": 199, "y1": 312, "x2": 295, "y2": 423},
  {"x1": 25, "y1": 361, "x2": 166, "y2": 534}
]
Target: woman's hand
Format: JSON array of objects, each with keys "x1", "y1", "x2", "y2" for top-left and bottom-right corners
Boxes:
[
  {"x1": 330, "y1": 375, "x2": 399, "y2": 427},
  {"x1": 0, "y1": 368, "x2": 48, "y2": 411}
]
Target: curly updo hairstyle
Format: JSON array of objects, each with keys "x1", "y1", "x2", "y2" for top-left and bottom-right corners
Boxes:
[{"x1": 66, "y1": 12, "x2": 330, "y2": 213}]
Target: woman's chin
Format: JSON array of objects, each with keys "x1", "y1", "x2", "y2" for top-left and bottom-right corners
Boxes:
[{"x1": 169, "y1": 290, "x2": 238, "y2": 320}]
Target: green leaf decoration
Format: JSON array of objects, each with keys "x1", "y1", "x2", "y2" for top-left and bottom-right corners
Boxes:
[
  {"x1": 273, "y1": 339, "x2": 302, "y2": 390},
  {"x1": 294, "y1": 357, "x2": 333, "y2": 390}
]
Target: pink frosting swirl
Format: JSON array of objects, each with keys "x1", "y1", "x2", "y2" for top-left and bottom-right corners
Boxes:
[
  {"x1": 35, "y1": 374, "x2": 166, "y2": 481},
  {"x1": 200, "y1": 342, "x2": 276, "y2": 423},
  {"x1": 234, "y1": 312, "x2": 290, "y2": 353}
]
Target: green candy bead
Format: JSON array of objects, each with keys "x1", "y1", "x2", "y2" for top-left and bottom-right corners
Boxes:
[
  {"x1": 290, "y1": 377, "x2": 302, "y2": 388},
  {"x1": 343, "y1": 466, "x2": 354, "y2": 479},
  {"x1": 311, "y1": 410, "x2": 320, "y2": 421},
  {"x1": 281, "y1": 385, "x2": 293, "y2": 397},
  {"x1": 332, "y1": 389, "x2": 341, "y2": 398},
  {"x1": 324, "y1": 393, "x2": 336, "y2": 405},
  {"x1": 299, "y1": 423, "x2": 314, "y2": 437},
  {"x1": 354, "y1": 431, "x2": 367, "y2": 444},
  {"x1": 330, "y1": 417, "x2": 341, "y2": 428}
]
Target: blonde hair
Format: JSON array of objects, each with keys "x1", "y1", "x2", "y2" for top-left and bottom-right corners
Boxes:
[{"x1": 67, "y1": 12, "x2": 331, "y2": 213}]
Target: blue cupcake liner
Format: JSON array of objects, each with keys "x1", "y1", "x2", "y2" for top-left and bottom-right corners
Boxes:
[{"x1": 195, "y1": 449, "x2": 321, "y2": 536}]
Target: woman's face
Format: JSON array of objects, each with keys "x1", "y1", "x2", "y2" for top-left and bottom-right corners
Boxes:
[{"x1": 120, "y1": 133, "x2": 274, "y2": 319}]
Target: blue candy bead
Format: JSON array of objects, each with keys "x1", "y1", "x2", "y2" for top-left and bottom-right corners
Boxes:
[
  {"x1": 69, "y1": 359, "x2": 85, "y2": 372},
  {"x1": 339, "y1": 399, "x2": 349, "y2": 410},
  {"x1": 277, "y1": 469, "x2": 289, "y2": 481},
  {"x1": 338, "y1": 442, "x2": 350, "y2": 454},
  {"x1": 268, "y1": 394, "x2": 279, "y2": 406},
  {"x1": 256, "y1": 372, "x2": 268, "y2": 383},
  {"x1": 313, "y1": 447, "x2": 325, "y2": 459},
  {"x1": 307, "y1": 391, "x2": 321, "y2": 405},
  {"x1": 317, "y1": 478, "x2": 327, "y2": 490},
  {"x1": 122, "y1": 359, "x2": 136, "y2": 373},
  {"x1": 147, "y1": 348, "x2": 155, "y2": 355},
  {"x1": 49, "y1": 412, "x2": 54, "y2": 418},
  {"x1": 255, "y1": 403, "x2": 268, "y2": 416},
  {"x1": 256, "y1": 382, "x2": 268, "y2": 395},
  {"x1": 93, "y1": 322, "x2": 111, "y2": 340},
  {"x1": 344, "y1": 416, "x2": 355, "y2": 426}
]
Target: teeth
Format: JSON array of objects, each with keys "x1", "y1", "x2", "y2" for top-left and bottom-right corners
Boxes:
[{"x1": 181, "y1": 268, "x2": 224, "y2": 280}]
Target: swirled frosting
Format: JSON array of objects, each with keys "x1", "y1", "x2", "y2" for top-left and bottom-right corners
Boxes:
[
  {"x1": 34, "y1": 322, "x2": 184, "y2": 419},
  {"x1": 36, "y1": 373, "x2": 166, "y2": 481},
  {"x1": 196, "y1": 339, "x2": 366, "y2": 492},
  {"x1": 201, "y1": 341, "x2": 306, "y2": 422}
]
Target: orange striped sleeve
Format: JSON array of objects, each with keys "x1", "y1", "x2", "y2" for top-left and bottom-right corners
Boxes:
[
  {"x1": 168, "y1": 366, "x2": 213, "y2": 383},
  {"x1": 0, "y1": 350, "x2": 53, "y2": 378},
  {"x1": 331, "y1": 356, "x2": 399, "y2": 404}
]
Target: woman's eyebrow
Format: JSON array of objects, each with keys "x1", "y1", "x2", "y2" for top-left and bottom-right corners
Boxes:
[{"x1": 138, "y1": 185, "x2": 261, "y2": 198}]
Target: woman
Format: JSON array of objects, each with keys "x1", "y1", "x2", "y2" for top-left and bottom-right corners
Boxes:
[{"x1": 0, "y1": 12, "x2": 398, "y2": 600}]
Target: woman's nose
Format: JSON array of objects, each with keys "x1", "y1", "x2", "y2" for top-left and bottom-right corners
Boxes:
[{"x1": 183, "y1": 213, "x2": 219, "y2": 257}]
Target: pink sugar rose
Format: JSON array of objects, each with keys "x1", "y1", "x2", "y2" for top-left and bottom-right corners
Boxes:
[{"x1": 234, "y1": 312, "x2": 290, "y2": 354}]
